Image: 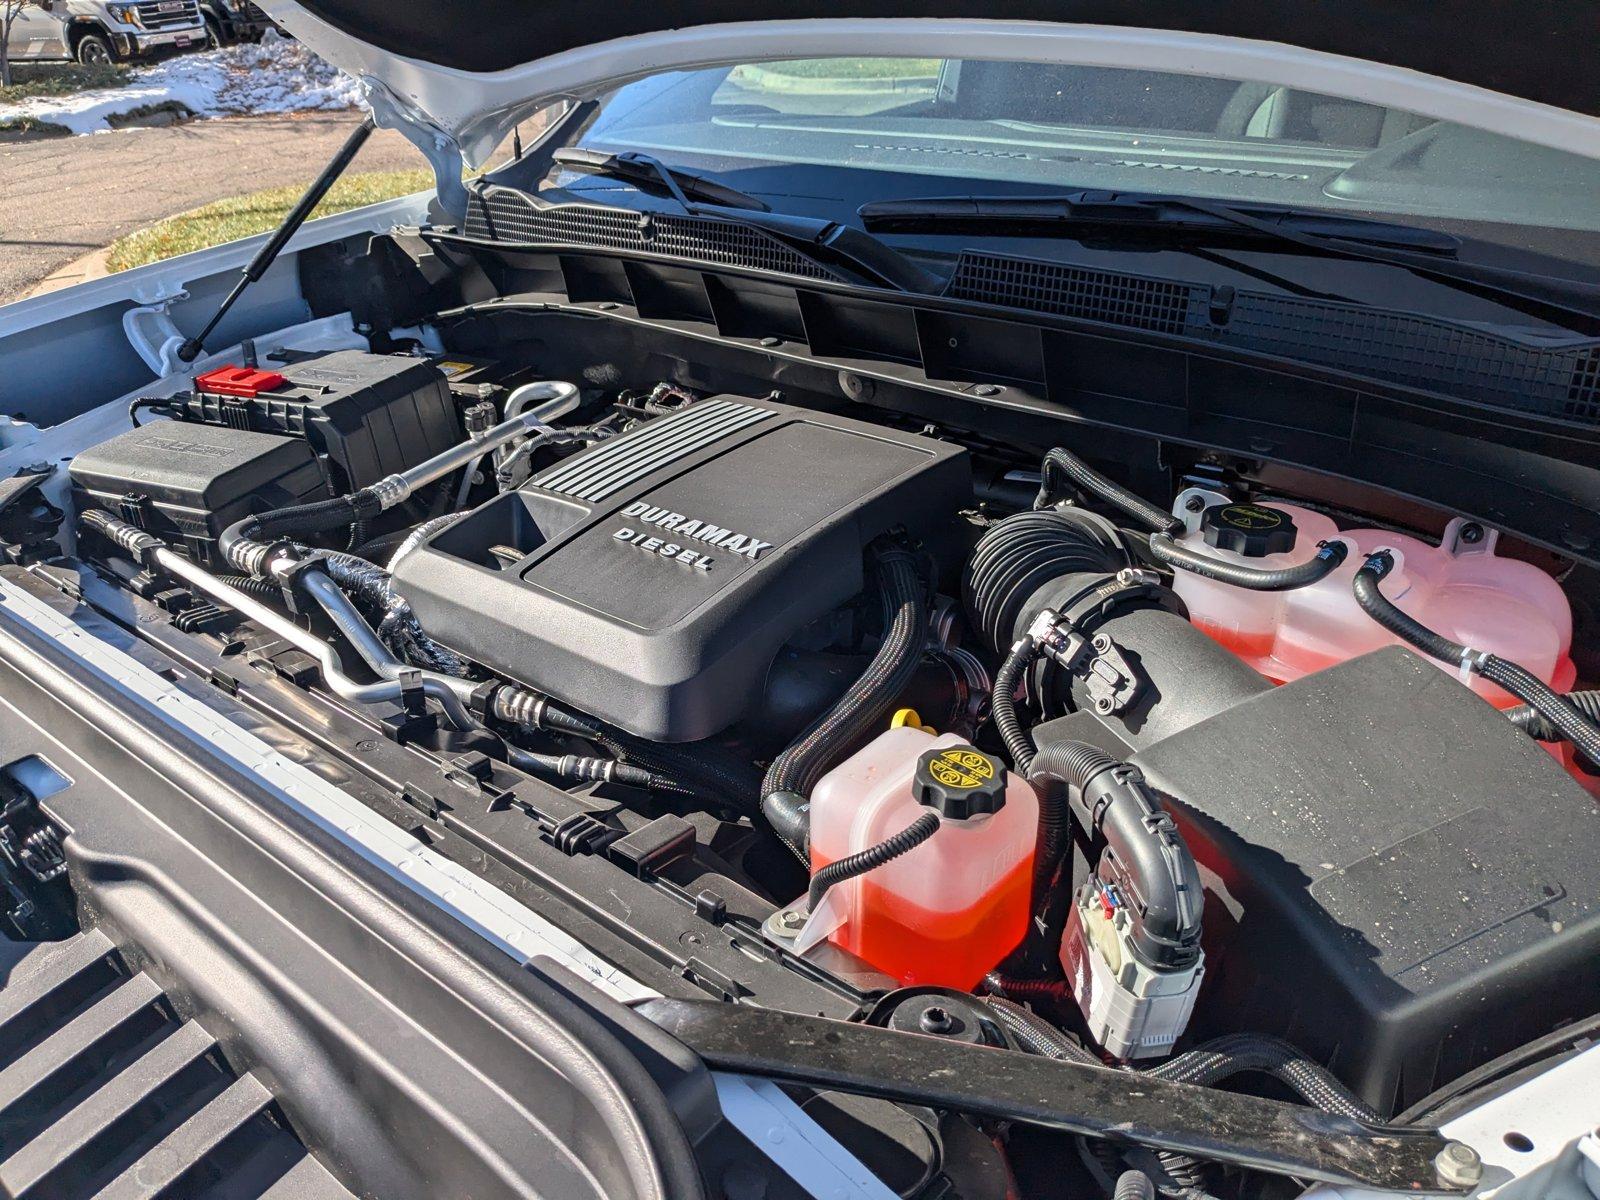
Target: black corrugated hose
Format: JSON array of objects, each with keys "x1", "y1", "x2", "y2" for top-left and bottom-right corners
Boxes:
[
  {"x1": 1354, "y1": 551, "x2": 1600, "y2": 764},
  {"x1": 807, "y1": 811, "x2": 940, "y2": 912},
  {"x1": 992, "y1": 638, "x2": 1040, "y2": 773},
  {"x1": 761, "y1": 543, "x2": 928, "y2": 807}
]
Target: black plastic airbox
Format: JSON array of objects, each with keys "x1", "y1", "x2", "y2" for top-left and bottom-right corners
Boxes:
[
  {"x1": 392, "y1": 396, "x2": 969, "y2": 740},
  {"x1": 1055, "y1": 648, "x2": 1600, "y2": 1115}
]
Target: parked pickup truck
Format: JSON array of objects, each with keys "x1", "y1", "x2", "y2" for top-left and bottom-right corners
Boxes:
[{"x1": 4, "y1": 0, "x2": 204, "y2": 65}]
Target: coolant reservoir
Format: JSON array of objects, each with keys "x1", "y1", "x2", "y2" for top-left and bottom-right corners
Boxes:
[
  {"x1": 1170, "y1": 495, "x2": 1576, "y2": 707},
  {"x1": 808, "y1": 728, "x2": 1038, "y2": 989}
]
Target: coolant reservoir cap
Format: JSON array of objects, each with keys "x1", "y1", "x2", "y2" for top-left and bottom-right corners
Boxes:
[
  {"x1": 1201, "y1": 502, "x2": 1298, "y2": 558},
  {"x1": 914, "y1": 745, "x2": 1007, "y2": 819}
]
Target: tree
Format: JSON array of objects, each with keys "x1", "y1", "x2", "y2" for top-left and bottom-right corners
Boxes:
[{"x1": 0, "y1": 0, "x2": 26, "y2": 90}]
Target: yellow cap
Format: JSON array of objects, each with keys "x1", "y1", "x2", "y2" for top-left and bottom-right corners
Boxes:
[{"x1": 890, "y1": 708, "x2": 924, "y2": 730}]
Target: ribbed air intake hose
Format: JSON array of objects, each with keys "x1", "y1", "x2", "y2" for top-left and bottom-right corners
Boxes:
[
  {"x1": 1145, "y1": 1033, "x2": 1381, "y2": 1123},
  {"x1": 807, "y1": 811, "x2": 941, "y2": 912},
  {"x1": 1354, "y1": 551, "x2": 1600, "y2": 764},
  {"x1": 964, "y1": 508, "x2": 1134, "y2": 653},
  {"x1": 762, "y1": 545, "x2": 928, "y2": 802}
]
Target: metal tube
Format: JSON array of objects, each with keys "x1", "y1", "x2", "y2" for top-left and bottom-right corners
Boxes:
[
  {"x1": 371, "y1": 408, "x2": 561, "y2": 510},
  {"x1": 294, "y1": 567, "x2": 476, "y2": 724},
  {"x1": 81, "y1": 511, "x2": 476, "y2": 731}
]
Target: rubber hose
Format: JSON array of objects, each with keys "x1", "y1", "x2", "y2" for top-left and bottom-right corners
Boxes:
[
  {"x1": 762, "y1": 791, "x2": 811, "y2": 862},
  {"x1": 983, "y1": 973, "x2": 1067, "y2": 1003},
  {"x1": 1355, "y1": 552, "x2": 1600, "y2": 763},
  {"x1": 807, "y1": 811, "x2": 940, "y2": 912},
  {"x1": 236, "y1": 489, "x2": 381, "y2": 545},
  {"x1": 1506, "y1": 690, "x2": 1600, "y2": 741},
  {"x1": 1146, "y1": 1033, "x2": 1381, "y2": 1123},
  {"x1": 1035, "y1": 447, "x2": 1182, "y2": 535},
  {"x1": 1113, "y1": 1170, "x2": 1157, "y2": 1200},
  {"x1": 762, "y1": 547, "x2": 927, "y2": 800},
  {"x1": 992, "y1": 639, "x2": 1038, "y2": 772},
  {"x1": 984, "y1": 997, "x2": 1101, "y2": 1065},
  {"x1": 1148, "y1": 535, "x2": 1348, "y2": 591},
  {"x1": 600, "y1": 730, "x2": 759, "y2": 809},
  {"x1": 1030, "y1": 741, "x2": 1204, "y2": 970}
]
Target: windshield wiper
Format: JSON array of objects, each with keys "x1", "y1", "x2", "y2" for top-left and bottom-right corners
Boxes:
[
  {"x1": 552, "y1": 147, "x2": 771, "y2": 213},
  {"x1": 860, "y1": 191, "x2": 1600, "y2": 334},
  {"x1": 859, "y1": 192, "x2": 1462, "y2": 253},
  {"x1": 542, "y1": 146, "x2": 938, "y2": 293}
]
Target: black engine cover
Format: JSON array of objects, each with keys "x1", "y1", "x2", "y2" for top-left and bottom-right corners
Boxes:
[{"x1": 392, "y1": 396, "x2": 968, "y2": 740}]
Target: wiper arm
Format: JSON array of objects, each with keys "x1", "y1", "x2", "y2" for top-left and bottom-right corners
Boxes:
[
  {"x1": 860, "y1": 191, "x2": 1600, "y2": 334},
  {"x1": 552, "y1": 147, "x2": 770, "y2": 213},
  {"x1": 539, "y1": 148, "x2": 938, "y2": 293},
  {"x1": 859, "y1": 191, "x2": 1462, "y2": 253}
]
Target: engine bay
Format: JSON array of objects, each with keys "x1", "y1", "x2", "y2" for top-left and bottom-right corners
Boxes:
[{"x1": 10, "y1": 308, "x2": 1600, "y2": 1197}]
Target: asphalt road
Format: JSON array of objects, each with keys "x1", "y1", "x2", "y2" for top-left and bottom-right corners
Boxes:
[{"x1": 0, "y1": 111, "x2": 421, "y2": 305}]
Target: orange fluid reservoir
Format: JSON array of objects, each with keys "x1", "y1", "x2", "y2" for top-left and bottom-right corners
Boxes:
[
  {"x1": 808, "y1": 729, "x2": 1038, "y2": 988},
  {"x1": 1170, "y1": 493, "x2": 1589, "y2": 789},
  {"x1": 1169, "y1": 497, "x2": 1575, "y2": 704}
]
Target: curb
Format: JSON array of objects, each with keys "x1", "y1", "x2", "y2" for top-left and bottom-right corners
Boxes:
[
  {"x1": 726, "y1": 63, "x2": 938, "y2": 95},
  {"x1": 25, "y1": 246, "x2": 113, "y2": 300}
]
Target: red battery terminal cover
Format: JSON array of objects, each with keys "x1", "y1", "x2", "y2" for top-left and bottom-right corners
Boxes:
[{"x1": 194, "y1": 365, "x2": 288, "y2": 399}]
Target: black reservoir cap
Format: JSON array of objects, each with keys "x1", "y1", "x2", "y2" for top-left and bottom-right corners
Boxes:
[
  {"x1": 1201, "y1": 503, "x2": 1297, "y2": 558},
  {"x1": 915, "y1": 745, "x2": 1007, "y2": 819}
]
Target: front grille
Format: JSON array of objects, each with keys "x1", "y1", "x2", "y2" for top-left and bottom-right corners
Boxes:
[
  {"x1": 464, "y1": 187, "x2": 845, "y2": 282},
  {"x1": 533, "y1": 399, "x2": 774, "y2": 502},
  {"x1": 134, "y1": 0, "x2": 199, "y2": 28}
]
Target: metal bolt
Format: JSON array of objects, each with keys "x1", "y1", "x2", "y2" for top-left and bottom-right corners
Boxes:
[
  {"x1": 778, "y1": 909, "x2": 806, "y2": 930},
  {"x1": 1185, "y1": 495, "x2": 1206, "y2": 513},
  {"x1": 1459, "y1": 522, "x2": 1485, "y2": 544},
  {"x1": 973, "y1": 384, "x2": 1003, "y2": 397},
  {"x1": 919, "y1": 1005, "x2": 955, "y2": 1034},
  {"x1": 760, "y1": 336, "x2": 783, "y2": 348},
  {"x1": 1434, "y1": 1142, "x2": 1483, "y2": 1188}
]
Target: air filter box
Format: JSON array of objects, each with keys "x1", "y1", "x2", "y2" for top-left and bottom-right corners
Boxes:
[
  {"x1": 70, "y1": 421, "x2": 327, "y2": 567},
  {"x1": 391, "y1": 395, "x2": 970, "y2": 741},
  {"x1": 1042, "y1": 648, "x2": 1600, "y2": 1116},
  {"x1": 176, "y1": 350, "x2": 459, "y2": 490}
]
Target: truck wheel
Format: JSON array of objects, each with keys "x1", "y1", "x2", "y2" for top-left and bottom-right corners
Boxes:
[
  {"x1": 204, "y1": 16, "x2": 224, "y2": 49},
  {"x1": 76, "y1": 34, "x2": 113, "y2": 65}
]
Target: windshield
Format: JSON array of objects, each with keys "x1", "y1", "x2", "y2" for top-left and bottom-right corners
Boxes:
[{"x1": 565, "y1": 57, "x2": 1600, "y2": 262}]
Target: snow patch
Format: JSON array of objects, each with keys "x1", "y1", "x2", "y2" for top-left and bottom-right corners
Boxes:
[{"x1": 0, "y1": 33, "x2": 361, "y2": 136}]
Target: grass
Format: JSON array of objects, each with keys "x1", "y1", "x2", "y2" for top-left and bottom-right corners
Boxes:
[
  {"x1": 105, "y1": 168, "x2": 435, "y2": 272},
  {"x1": 0, "y1": 115, "x2": 70, "y2": 137},
  {"x1": 753, "y1": 57, "x2": 940, "y2": 79},
  {"x1": 0, "y1": 61, "x2": 127, "y2": 102}
]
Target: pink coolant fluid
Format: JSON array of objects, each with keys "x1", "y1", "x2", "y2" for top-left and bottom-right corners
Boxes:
[
  {"x1": 807, "y1": 727, "x2": 1039, "y2": 988},
  {"x1": 1171, "y1": 493, "x2": 1589, "y2": 787}
]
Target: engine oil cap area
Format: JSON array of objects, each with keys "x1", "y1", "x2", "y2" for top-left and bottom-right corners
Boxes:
[
  {"x1": 914, "y1": 745, "x2": 1007, "y2": 819},
  {"x1": 1201, "y1": 502, "x2": 1298, "y2": 557}
]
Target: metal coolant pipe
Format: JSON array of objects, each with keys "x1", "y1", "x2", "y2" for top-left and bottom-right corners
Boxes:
[{"x1": 81, "y1": 511, "x2": 475, "y2": 729}]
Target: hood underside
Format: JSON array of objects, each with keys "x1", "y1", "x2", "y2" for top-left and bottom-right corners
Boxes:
[{"x1": 258, "y1": 2, "x2": 1600, "y2": 179}]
